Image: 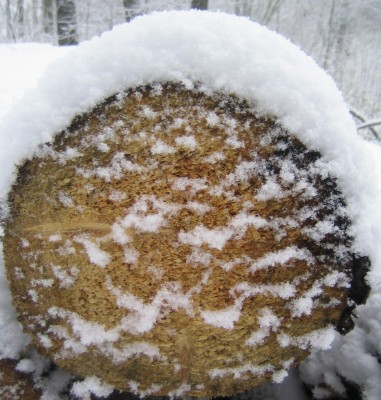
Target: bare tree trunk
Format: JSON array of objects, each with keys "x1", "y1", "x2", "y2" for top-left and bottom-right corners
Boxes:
[
  {"x1": 261, "y1": 0, "x2": 284, "y2": 25},
  {"x1": 323, "y1": 0, "x2": 336, "y2": 69},
  {"x1": 56, "y1": 0, "x2": 78, "y2": 45},
  {"x1": 43, "y1": 0, "x2": 54, "y2": 35},
  {"x1": 234, "y1": 0, "x2": 252, "y2": 17},
  {"x1": 123, "y1": 0, "x2": 139, "y2": 22},
  {"x1": 31, "y1": 0, "x2": 38, "y2": 35},
  {"x1": 16, "y1": 0, "x2": 24, "y2": 38},
  {"x1": 191, "y1": 0, "x2": 208, "y2": 10},
  {"x1": 6, "y1": 0, "x2": 15, "y2": 41}
]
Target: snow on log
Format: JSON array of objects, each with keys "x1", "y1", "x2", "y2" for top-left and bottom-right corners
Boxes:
[{"x1": 0, "y1": 10, "x2": 377, "y2": 399}]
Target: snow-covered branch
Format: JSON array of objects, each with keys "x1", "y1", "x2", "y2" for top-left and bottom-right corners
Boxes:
[
  {"x1": 357, "y1": 119, "x2": 381, "y2": 130},
  {"x1": 350, "y1": 109, "x2": 380, "y2": 140}
]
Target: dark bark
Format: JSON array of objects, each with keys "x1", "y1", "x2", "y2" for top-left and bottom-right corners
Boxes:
[
  {"x1": 17, "y1": 0, "x2": 24, "y2": 37},
  {"x1": 56, "y1": 0, "x2": 78, "y2": 46},
  {"x1": 123, "y1": 0, "x2": 139, "y2": 22},
  {"x1": 191, "y1": 0, "x2": 208, "y2": 10},
  {"x1": 6, "y1": 0, "x2": 15, "y2": 41}
]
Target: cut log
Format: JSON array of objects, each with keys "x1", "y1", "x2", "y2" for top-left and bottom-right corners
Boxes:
[{"x1": 3, "y1": 83, "x2": 358, "y2": 397}]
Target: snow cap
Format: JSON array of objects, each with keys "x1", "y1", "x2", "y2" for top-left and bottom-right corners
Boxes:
[{"x1": 1, "y1": 10, "x2": 380, "y2": 265}]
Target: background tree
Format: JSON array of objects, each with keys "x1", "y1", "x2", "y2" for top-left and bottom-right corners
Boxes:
[
  {"x1": 0, "y1": 0, "x2": 379, "y2": 139},
  {"x1": 43, "y1": 0, "x2": 54, "y2": 38},
  {"x1": 191, "y1": 0, "x2": 208, "y2": 10},
  {"x1": 123, "y1": 0, "x2": 139, "y2": 22},
  {"x1": 56, "y1": 0, "x2": 77, "y2": 45},
  {"x1": 5, "y1": 0, "x2": 14, "y2": 41}
]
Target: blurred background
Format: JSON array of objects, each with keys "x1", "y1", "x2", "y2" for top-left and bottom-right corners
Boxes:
[{"x1": 0, "y1": 0, "x2": 380, "y2": 141}]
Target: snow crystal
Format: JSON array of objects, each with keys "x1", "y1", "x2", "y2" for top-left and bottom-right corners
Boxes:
[
  {"x1": 203, "y1": 151, "x2": 225, "y2": 164},
  {"x1": 121, "y1": 211, "x2": 163, "y2": 234},
  {"x1": 57, "y1": 240, "x2": 76, "y2": 256},
  {"x1": 186, "y1": 248, "x2": 212, "y2": 266},
  {"x1": 106, "y1": 277, "x2": 193, "y2": 334},
  {"x1": 209, "y1": 362, "x2": 274, "y2": 379},
  {"x1": 51, "y1": 265, "x2": 79, "y2": 288},
  {"x1": 13, "y1": 267, "x2": 25, "y2": 279},
  {"x1": 201, "y1": 283, "x2": 295, "y2": 330},
  {"x1": 96, "y1": 142, "x2": 110, "y2": 153},
  {"x1": 290, "y1": 286, "x2": 322, "y2": 318},
  {"x1": 74, "y1": 235, "x2": 111, "y2": 268},
  {"x1": 256, "y1": 179, "x2": 286, "y2": 201},
  {"x1": 174, "y1": 135, "x2": 197, "y2": 150},
  {"x1": 16, "y1": 358, "x2": 36, "y2": 374},
  {"x1": 71, "y1": 376, "x2": 113, "y2": 400},
  {"x1": 179, "y1": 225, "x2": 234, "y2": 251},
  {"x1": 250, "y1": 246, "x2": 314, "y2": 273},
  {"x1": 185, "y1": 201, "x2": 212, "y2": 214},
  {"x1": 246, "y1": 308, "x2": 281, "y2": 346},
  {"x1": 28, "y1": 289, "x2": 39, "y2": 303},
  {"x1": 218, "y1": 256, "x2": 251, "y2": 272},
  {"x1": 124, "y1": 247, "x2": 139, "y2": 264},
  {"x1": 151, "y1": 139, "x2": 175, "y2": 155},
  {"x1": 108, "y1": 190, "x2": 126, "y2": 202},
  {"x1": 48, "y1": 233, "x2": 61, "y2": 242},
  {"x1": 271, "y1": 359, "x2": 295, "y2": 384},
  {"x1": 179, "y1": 212, "x2": 267, "y2": 251},
  {"x1": 302, "y1": 219, "x2": 338, "y2": 242},
  {"x1": 77, "y1": 152, "x2": 144, "y2": 182},
  {"x1": 111, "y1": 222, "x2": 131, "y2": 245},
  {"x1": 106, "y1": 342, "x2": 165, "y2": 364},
  {"x1": 272, "y1": 369, "x2": 289, "y2": 383},
  {"x1": 205, "y1": 111, "x2": 220, "y2": 127},
  {"x1": 20, "y1": 238, "x2": 30, "y2": 248},
  {"x1": 171, "y1": 177, "x2": 208, "y2": 192},
  {"x1": 48, "y1": 307, "x2": 119, "y2": 347},
  {"x1": 127, "y1": 381, "x2": 162, "y2": 397},
  {"x1": 38, "y1": 333, "x2": 53, "y2": 349},
  {"x1": 200, "y1": 305, "x2": 241, "y2": 330},
  {"x1": 31, "y1": 278, "x2": 54, "y2": 288},
  {"x1": 58, "y1": 191, "x2": 74, "y2": 208},
  {"x1": 278, "y1": 327, "x2": 336, "y2": 351},
  {"x1": 141, "y1": 105, "x2": 157, "y2": 120},
  {"x1": 168, "y1": 383, "x2": 192, "y2": 398}
]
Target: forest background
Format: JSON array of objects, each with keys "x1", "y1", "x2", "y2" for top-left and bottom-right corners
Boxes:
[{"x1": 0, "y1": 0, "x2": 380, "y2": 141}]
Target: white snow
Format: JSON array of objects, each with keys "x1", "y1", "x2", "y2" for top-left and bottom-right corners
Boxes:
[
  {"x1": 0, "y1": 9, "x2": 380, "y2": 400},
  {"x1": 174, "y1": 135, "x2": 197, "y2": 150},
  {"x1": 127, "y1": 380, "x2": 162, "y2": 397},
  {"x1": 58, "y1": 192, "x2": 74, "y2": 208},
  {"x1": 51, "y1": 265, "x2": 79, "y2": 288},
  {"x1": 74, "y1": 235, "x2": 111, "y2": 268},
  {"x1": 0, "y1": 43, "x2": 71, "y2": 122},
  {"x1": 106, "y1": 277, "x2": 193, "y2": 334},
  {"x1": 249, "y1": 246, "x2": 314, "y2": 273},
  {"x1": 171, "y1": 177, "x2": 208, "y2": 193},
  {"x1": 179, "y1": 212, "x2": 267, "y2": 250},
  {"x1": 151, "y1": 139, "x2": 176, "y2": 155},
  {"x1": 71, "y1": 376, "x2": 113, "y2": 400}
]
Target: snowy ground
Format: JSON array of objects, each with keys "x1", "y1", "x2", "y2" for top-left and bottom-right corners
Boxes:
[{"x1": 1, "y1": 11, "x2": 381, "y2": 400}]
